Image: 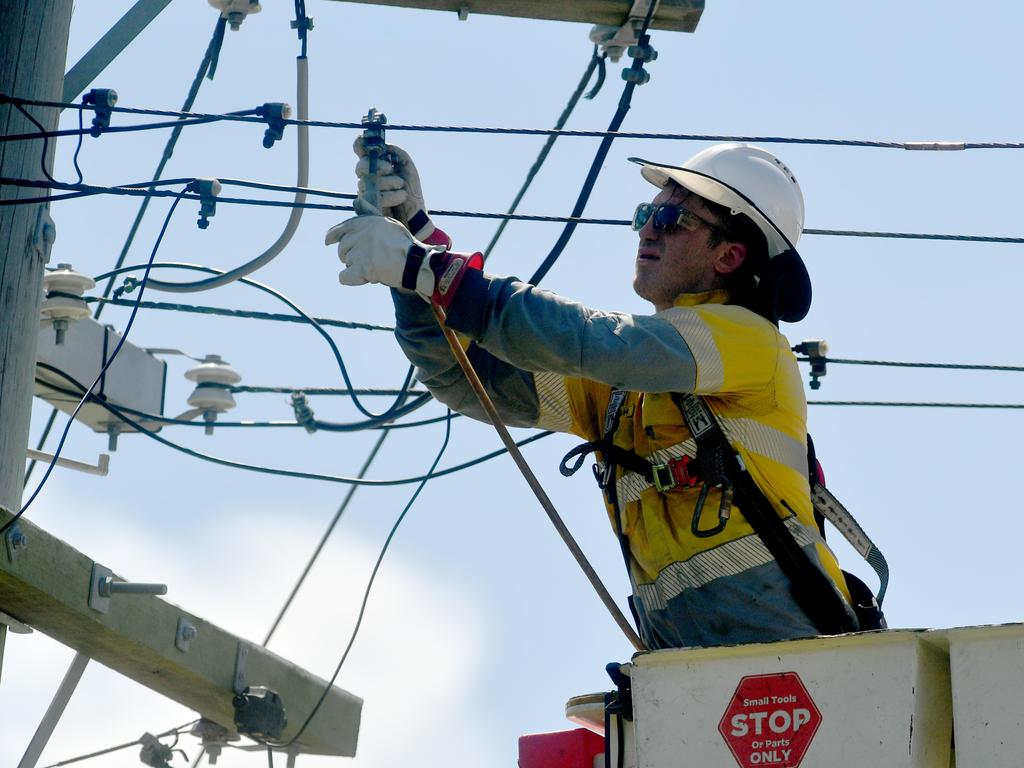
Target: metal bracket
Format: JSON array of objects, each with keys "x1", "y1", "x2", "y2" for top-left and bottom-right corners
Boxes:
[
  {"x1": 25, "y1": 449, "x2": 109, "y2": 477},
  {"x1": 88, "y1": 563, "x2": 114, "y2": 613},
  {"x1": 233, "y1": 641, "x2": 251, "y2": 693},
  {"x1": 30, "y1": 206, "x2": 56, "y2": 264},
  {"x1": 175, "y1": 617, "x2": 197, "y2": 652},
  {"x1": 0, "y1": 609, "x2": 33, "y2": 635},
  {"x1": 5, "y1": 524, "x2": 28, "y2": 563}
]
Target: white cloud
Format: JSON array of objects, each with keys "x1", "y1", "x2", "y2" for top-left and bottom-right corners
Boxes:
[{"x1": 1, "y1": 490, "x2": 497, "y2": 767}]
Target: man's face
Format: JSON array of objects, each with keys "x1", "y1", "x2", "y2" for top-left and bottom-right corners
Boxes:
[{"x1": 632, "y1": 184, "x2": 735, "y2": 311}]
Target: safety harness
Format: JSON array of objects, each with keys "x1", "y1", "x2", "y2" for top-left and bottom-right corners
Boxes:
[{"x1": 560, "y1": 390, "x2": 887, "y2": 639}]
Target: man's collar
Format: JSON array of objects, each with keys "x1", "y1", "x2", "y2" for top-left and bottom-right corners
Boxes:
[{"x1": 672, "y1": 288, "x2": 731, "y2": 308}]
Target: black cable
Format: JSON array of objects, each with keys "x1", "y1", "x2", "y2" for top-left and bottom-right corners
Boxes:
[
  {"x1": 7, "y1": 93, "x2": 1024, "y2": 149},
  {"x1": 529, "y1": 3, "x2": 658, "y2": 284},
  {"x1": 83, "y1": 294, "x2": 393, "y2": 331},
  {"x1": 279, "y1": 410, "x2": 454, "y2": 748},
  {"x1": 31, "y1": 366, "x2": 551, "y2": 484},
  {"x1": 10, "y1": 101, "x2": 58, "y2": 184},
  {"x1": 484, "y1": 45, "x2": 603, "y2": 261},
  {"x1": 262, "y1": 429, "x2": 390, "y2": 645},
  {"x1": 35, "y1": 367, "x2": 430, "y2": 430},
  {"x1": 38, "y1": 721, "x2": 197, "y2": 767},
  {"x1": 71, "y1": 105, "x2": 84, "y2": 185},
  {"x1": 810, "y1": 400, "x2": 1024, "y2": 409},
  {"x1": 7, "y1": 186, "x2": 188, "y2": 536},
  {"x1": 95, "y1": 262, "x2": 418, "y2": 422},
  {"x1": 293, "y1": 0, "x2": 310, "y2": 58},
  {"x1": 25, "y1": 18, "x2": 228, "y2": 486},
  {"x1": 8, "y1": 177, "x2": 1024, "y2": 243},
  {"x1": 798, "y1": 356, "x2": 1024, "y2": 372}
]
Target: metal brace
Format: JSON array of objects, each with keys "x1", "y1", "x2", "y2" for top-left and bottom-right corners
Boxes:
[
  {"x1": 31, "y1": 206, "x2": 56, "y2": 264},
  {"x1": 233, "y1": 640, "x2": 251, "y2": 693},
  {"x1": 5, "y1": 524, "x2": 28, "y2": 563}
]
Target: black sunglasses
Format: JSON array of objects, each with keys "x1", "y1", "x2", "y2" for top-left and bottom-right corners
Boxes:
[{"x1": 632, "y1": 202, "x2": 731, "y2": 237}]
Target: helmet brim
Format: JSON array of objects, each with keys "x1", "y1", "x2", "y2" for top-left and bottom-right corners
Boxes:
[{"x1": 630, "y1": 156, "x2": 811, "y2": 322}]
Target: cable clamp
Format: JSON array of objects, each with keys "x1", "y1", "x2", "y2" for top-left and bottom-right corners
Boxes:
[
  {"x1": 589, "y1": 0, "x2": 659, "y2": 62},
  {"x1": 256, "y1": 102, "x2": 292, "y2": 149},
  {"x1": 290, "y1": 391, "x2": 318, "y2": 434},
  {"x1": 187, "y1": 177, "x2": 222, "y2": 229},
  {"x1": 290, "y1": 14, "x2": 314, "y2": 32},
  {"x1": 82, "y1": 88, "x2": 118, "y2": 137},
  {"x1": 793, "y1": 338, "x2": 829, "y2": 390}
]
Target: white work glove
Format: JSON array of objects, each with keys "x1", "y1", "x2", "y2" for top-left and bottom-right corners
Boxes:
[
  {"x1": 353, "y1": 138, "x2": 442, "y2": 243},
  {"x1": 325, "y1": 215, "x2": 437, "y2": 299}
]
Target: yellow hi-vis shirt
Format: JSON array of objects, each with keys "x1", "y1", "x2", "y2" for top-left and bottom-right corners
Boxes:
[{"x1": 535, "y1": 290, "x2": 851, "y2": 607}]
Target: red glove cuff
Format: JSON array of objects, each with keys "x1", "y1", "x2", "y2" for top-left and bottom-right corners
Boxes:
[{"x1": 428, "y1": 250, "x2": 483, "y2": 313}]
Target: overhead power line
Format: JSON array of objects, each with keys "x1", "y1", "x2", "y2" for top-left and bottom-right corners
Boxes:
[
  {"x1": 810, "y1": 401, "x2": 1024, "y2": 409},
  {"x1": 4, "y1": 93, "x2": 1023, "y2": 150},
  {"x1": 5, "y1": 176, "x2": 1024, "y2": 244},
  {"x1": 798, "y1": 356, "x2": 1024, "y2": 372}
]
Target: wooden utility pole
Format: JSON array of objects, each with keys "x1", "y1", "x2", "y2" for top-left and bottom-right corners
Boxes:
[{"x1": 0, "y1": 0, "x2": 72, "y2": 512}]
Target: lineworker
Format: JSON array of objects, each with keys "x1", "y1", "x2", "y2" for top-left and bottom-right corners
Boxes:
[{"x1": 326, "y1": 141, "x2": 859, "y2": 648}]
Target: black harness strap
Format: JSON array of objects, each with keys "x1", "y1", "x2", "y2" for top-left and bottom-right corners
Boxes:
[{"x1": 672, "y1": 393, "x2": 857, "y2": 635}]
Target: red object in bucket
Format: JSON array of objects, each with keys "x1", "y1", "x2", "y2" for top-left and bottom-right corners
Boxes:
[{"x1": 518, "y1": 728, "x2": 604, "y2": 768}]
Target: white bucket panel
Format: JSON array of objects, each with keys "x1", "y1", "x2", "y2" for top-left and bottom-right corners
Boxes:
[
  {"x1": 946, "y1": 624, "x2": 1024, "y2": 768},
  {"x1": 629, "y1": 630, "x2": 951, "y2": 768}
]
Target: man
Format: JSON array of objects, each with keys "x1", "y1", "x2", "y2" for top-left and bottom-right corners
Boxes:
[{"x1": 326, "y1": 142, "x2": 858, "y2": 648}]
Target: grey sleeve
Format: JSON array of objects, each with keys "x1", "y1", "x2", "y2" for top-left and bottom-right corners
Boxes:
[
  {"x1": 391, "y1": 287, "x2": 543, "y2": 428},
  {"x1": 445, "y1": 272, "x2": 699, "y2": 394}
]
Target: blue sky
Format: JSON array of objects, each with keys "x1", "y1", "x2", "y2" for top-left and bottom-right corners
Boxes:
[{"x1": 4, "y1": 1, "x2": 1024, "y2": 765}]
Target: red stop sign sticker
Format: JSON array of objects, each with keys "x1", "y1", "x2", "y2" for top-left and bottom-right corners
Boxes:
[{"x1": 718, "y1": 672, "x2": 822, "y2": 768}]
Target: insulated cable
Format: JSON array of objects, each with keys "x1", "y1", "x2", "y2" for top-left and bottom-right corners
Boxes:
[
  {"x1": 275, "y1": 410, "x2": 454, "y2": 748},
  {"x1": 95, "y1": 262, "x2": 418, "y2": 422},
  {"x1": 810, "y1": 400, "x2": 1024, "y2": 409},
  {"x1": 7, "y1": 189, "x2": 188, "y2": 534},
  {"x1": 262, "y1": 429, "x2": 390, "y2": 646},
  {"x1": 38, "y1": 720, "x2": 198, "y2": 768},
  {"x1": 529, "y1": 1, "x2": 659, "y2": 284},
  {"x1": 483, "y1": 45, "x2": 603, "y2": 261},
  {"x1": 25, "y1": 17, "x2": 228, "y2": 487},
  {"x1": 7, "y1": 93, "x2": 1024, "y2": 150},
  {"x1": 145, "y1": 54, "x2": 310, "y2": 293},
  {"x1": 798, "y1": 356, "x2": 1024, "y2": 372},
  {"x1": 31, "y1": 370, "x2": 553, "y2": 485},
  {"x1": 10, "y1": 176, "x2": 1023, "y2": 244}
]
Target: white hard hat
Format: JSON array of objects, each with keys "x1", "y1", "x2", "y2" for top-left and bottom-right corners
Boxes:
[{"x1": 631, "y1": 144, "x2": 811, "y2": 322}]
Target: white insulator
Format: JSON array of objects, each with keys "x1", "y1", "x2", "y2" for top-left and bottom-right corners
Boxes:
[
  {"x1": 40, "y1": 264, "x2": 95, "y2": 322},
  {"x1": 208, "y1": 0, "x2": 261, "y2": 30},
  {"x1": 185, "y1": 354, "x2": 242, "y2": 414}
]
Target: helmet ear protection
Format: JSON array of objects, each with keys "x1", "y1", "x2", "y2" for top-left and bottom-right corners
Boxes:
[{"x1": 630, "y1": 146, "x2": 811, "y2": 323}]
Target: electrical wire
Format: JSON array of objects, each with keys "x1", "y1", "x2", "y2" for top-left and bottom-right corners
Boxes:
[
  {"x1": 36, "y1": 720, "x2": 198, "y2": 766},
  {"x1": 31, "y1": 366, "x2": 551, "y2": 484},
  {"x1": 25, "y1": 18, "x2": 229, "y2": 487},
  {"x1": 529, "y1": 2, "x2": 659, "y2": 285},
  {"x1": 277, "y1": 410, "x2": 454, "y2": 748},
  {"x1": 810, "y1": 401, "x2": 1024, "y2": 409},
  {"x1": 9, "y1": 101, "x2": 59, "y2": 184},
  {"x1": 95, "y1": 262, "x2": 418, "y2": 422},
  {"x1": 483, "y1": 45, "x2": 603, "y2": 261},
  {"x1": 145, "y1": 53, "x2": 311, "y2": 293},
  {"x1": 82, "y1": 294, "x2": 394, "y2": 332},
  {"x1": 6, "y1": 187, "x2": 189, "y2": 536},
  {"x1": 798, "y1": 356, "x2": 1024, "y2": 372},
  {"x1": 262, "y1": 429, "x2": 390, "y2": 646},
  {"x1": 10, "y1": 176, "x2": 1023, "y2": 244},
  {"x1": 7, "y1": 94, "x2": 1024, "y2": 150}
]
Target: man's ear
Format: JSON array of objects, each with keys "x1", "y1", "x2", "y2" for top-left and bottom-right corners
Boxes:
[{"x1": 714, "y1": 241, "x2": 747, "y2": 276}]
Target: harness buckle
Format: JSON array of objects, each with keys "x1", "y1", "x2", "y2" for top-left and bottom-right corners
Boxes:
[{"x1": 651, "y1": 455, "x2": 700, "y2": 493}]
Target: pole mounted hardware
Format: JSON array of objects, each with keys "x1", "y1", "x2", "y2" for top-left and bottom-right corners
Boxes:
[
  {"x1": 188, "y1": 177, "x2": 222, "y2": 229},
  {"x1": 793, "y1": 339, "x2": 829, "y2": 390},
  {"x1": 257, "y1": 102, "x2": 292, "y2": 149},
  {"x1": 190, "y1": 719, "x2": 240, "y2": 765},
  {"x1": 209, "y1": 0, "x2": 262, "y2": 31},
  {"x1": 81, "y1": 88, "x2": 117, "y2": 136},
  {"x1": 233, "y1": 686, "x2": 288, "y2": 742},
  {"x1": 360, "y1": 108, "x2": 388, "y2": 211},
  {"x1": 290, "y1": 391, "x2": 317, "y2": 433},
  {"x1": 621, "y1": 35, "x2": 657, "y2": 86},
  {"x1": 5, "y1": 524, "x2": 28, "y2": 563},
  {"x1": 139, "y1": 732, "x2": 175, "y2": 768},
  {"x1": 88, "y1": 563, "x2": 167, "y2": 614},
  {"x1": 184, "y1": 354, "x2": 241, "y2": 434},
  {"x1": 175, "y1": 617, "x2": 198, "y2": 652},
  {"x1": 40, "y1": 264, "x2": 95, "y2": 345}
]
